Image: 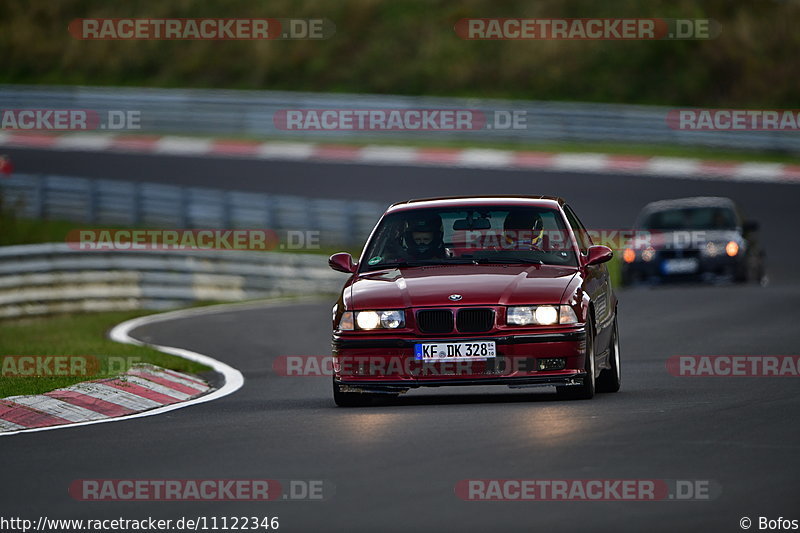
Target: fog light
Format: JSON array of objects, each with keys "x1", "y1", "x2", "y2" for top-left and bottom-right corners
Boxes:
[{"x1": 538, "y1": 358, "x2": 567, "y2": 371}]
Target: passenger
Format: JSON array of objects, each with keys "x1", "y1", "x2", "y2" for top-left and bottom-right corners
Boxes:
[{"x1": 502, "y1": 211, "x2": 545, "y2": 250}]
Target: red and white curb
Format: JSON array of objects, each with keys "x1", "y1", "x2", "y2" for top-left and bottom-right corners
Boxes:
[
  {"x1": 0, "y1": 364, "x2": 210, "y2": 433},
  {"x1": 0, "y1": 303, "x2": 247, "y2": 437},
  {"x1": 1, "y1": 131, "x2": 798, "y2": 184}
]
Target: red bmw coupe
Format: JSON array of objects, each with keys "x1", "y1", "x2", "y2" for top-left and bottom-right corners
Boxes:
[{"x1": 328, "y1": 196, "x2": 621, "y2": 406}]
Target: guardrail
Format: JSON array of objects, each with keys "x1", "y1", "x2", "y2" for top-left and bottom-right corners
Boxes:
[
  {"x1": 0, "y1": 173, "x2": 370, "y2": 318},
  {"x1": 1, "y1": 85, "x2": 796, "y2": 153},
  {"x1": 0, "y1": 243, "x2": 348, "y2": 318},
  {"x1": 1, "y1": 173, "x2": 385, "y2": 248}
]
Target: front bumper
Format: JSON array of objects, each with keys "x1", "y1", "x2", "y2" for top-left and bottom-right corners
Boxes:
[
  {"x1": 334, "y1": 374, "x2": 588, "y2": 393},
  {"x1": 332, "y1": 329, "x2": 587, "y2": 390},
  {"x1": 623, "y1": 254, "x2": 743, "y2": 282}
]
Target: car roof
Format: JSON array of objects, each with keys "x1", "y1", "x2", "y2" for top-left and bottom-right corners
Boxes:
[
  {"x1": 639, "y1": 196, "x2": 737, "y2": 214},
  {"x1": 386, "y1": 195, "x2": 566, "y2": 213}
]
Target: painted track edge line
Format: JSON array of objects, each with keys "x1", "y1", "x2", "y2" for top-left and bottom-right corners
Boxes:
[{"x1": 0, "y1": 302, "x2": 258, "y2": 437}]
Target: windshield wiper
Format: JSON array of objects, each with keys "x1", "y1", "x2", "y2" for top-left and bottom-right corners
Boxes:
[
  {"x1": 473, "y1": 257, "x2": 544, "y2": 265},
  {"x1": 367, "y1": 259, "x2": 477, "y2": 269},
  {"x1": 367, "y1": 260, "x2": 429, "y2": 269}
]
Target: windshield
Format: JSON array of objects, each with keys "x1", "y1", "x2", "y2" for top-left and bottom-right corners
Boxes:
[
  {"x1": 641, "y1": 206, "x2": 738, "y2": 231},
  {"x1": 361, "y1": 206, "x2": 578, "y2": 270}
]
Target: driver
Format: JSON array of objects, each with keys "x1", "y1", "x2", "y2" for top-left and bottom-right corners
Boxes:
[
  {"x1": 403, "y1": 214, "x2": 446, "y2": 259},
  {"x1": 502, "y1": 211, "x2": 545, "y2": 250}
]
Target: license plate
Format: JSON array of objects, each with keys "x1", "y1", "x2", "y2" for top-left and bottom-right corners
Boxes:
[
  {"x1": 662, "y1": 258, "x2": 699, "y2": 274},
  {"x1": 414, "y1": 341, "x2": 496, "y2": 361}
]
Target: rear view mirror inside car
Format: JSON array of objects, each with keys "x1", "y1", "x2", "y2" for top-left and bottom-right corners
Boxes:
[{"x1": 453, "y1": 218, "x2": 491, "y2": 230}]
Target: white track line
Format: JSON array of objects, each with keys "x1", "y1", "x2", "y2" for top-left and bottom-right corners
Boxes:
[
  {"x1": 155, "y1": 137, "x2": 213, "y2": 155},
  {"x1": 734, "y1": 162, "x2": 785, "y2": 181},
  {"x1": 2, "y1": 132, "x2": 797, "y2": 184},
  {"x1": 54, "y1": 133, "x2": 115, "y2": 151},
  {"x1": 645, "y1": 157, "x2": 701, "y2": 177},
  {"x1": 0, "y1": 306, "x2": 245, "y2": 436},
  {"x1": 458, "y1": 149, "x2": 515, "y2": 168},
  {"x1": 359, "y1": 145, "x2": 418, "y2": 164},
  {"x1": 552, "y1": 153, "x2": 609, "y2": 171},
  {"x1": 0, "y1": 296, "x2": 323, "y2": 437},
  {"x1": 257, "y1": 142, "x2": 315, "y2": 159}
]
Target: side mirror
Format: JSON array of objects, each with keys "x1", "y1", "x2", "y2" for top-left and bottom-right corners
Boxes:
[
  {"x1": 743, "y1": 220, "x2": 759, "y2": 233},
  {"x1": 328, "y1": 252, "x2": 357, "y2": 273},
  {"x1": 584, "y1": 245, "x2": 613, "y2": 266}
]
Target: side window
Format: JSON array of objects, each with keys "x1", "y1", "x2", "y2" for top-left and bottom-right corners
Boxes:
[{"x1": 563, "y1": 205, "x2": 592, "y2": 254}]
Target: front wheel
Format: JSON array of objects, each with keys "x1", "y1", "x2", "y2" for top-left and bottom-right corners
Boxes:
[
  {"x1": 596, "y1": 317, "x2": 621, "y2": 393},
  {"x1": 557, "y1": 321, "x2": 596, "y2": 400}
]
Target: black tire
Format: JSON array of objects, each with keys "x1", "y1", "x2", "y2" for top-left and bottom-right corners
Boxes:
[
  {"x1": 758, "y1": 267, "x2": 769, "y2": 287},
  {"x1": 332, "y1": 378, "x2": 397, "y2": 407},
  {"x1": 621, "y1": 267, "x2": 632, "y2": 287},
  {"x1": 557, "y1": 320, "x2": 596, "y2": 400},
  {"x1": 596, "y1": 317, "x2": 621, "y2": 393},
  {"x1": 734, "y1": 258, "x2": 750, "y2": 283}
]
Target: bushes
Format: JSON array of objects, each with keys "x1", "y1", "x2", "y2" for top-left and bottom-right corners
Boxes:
[{"x1": 1, "y1": 0, "x2": 797, "y2": 106}]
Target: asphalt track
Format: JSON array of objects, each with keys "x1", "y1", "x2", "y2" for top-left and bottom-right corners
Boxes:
[
  {"x1": 1, "y1": 147, "x2": 800, "y2": 532},
  {"x1": 3, "y1": 145, "x2": 799, "y2": 281}
]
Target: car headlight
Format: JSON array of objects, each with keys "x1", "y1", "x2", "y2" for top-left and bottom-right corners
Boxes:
[
  {"x1": 352, "y1": 310, "x2": 405, "y2": 330},
  {"x1": 703, "y1": 242, "x2": 720, "y2": 257},
  {"x1": 703, "y1": 240, "x2": 741, "y2": 257},
  {"x1": 507, "y1": 305, "x2": 578, "y2": 326},
  {"x1": 379, "y1": 310, "x2": 404, "y2": 329},
  {"x1": 356, "y1": 311, "x2": 381, "y2": 330},
  {"x1": 641, "y1": 247, "x2": 656, "y2": 262},
  {"x1": 622, "y1": 248, "x2": 636, "y2": 263},
  {"x1": 534, "y1": 306, "x2": 559, "y2": 325}
]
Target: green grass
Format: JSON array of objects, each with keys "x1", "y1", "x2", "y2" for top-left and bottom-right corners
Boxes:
[
  {"x1": 0, "y1": 216, "x2": 134, "y2": 247},
  {"x1": 606, "y1": 255, "x2": 623, "y2": 288},
  {"x1": 0, "y1": 311, "x2": 210, "y2": 398}
]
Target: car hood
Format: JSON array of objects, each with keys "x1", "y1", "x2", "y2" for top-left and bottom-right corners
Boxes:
[{"x1": 349, "y1": 264, "x2": 578, "y2": 309}]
